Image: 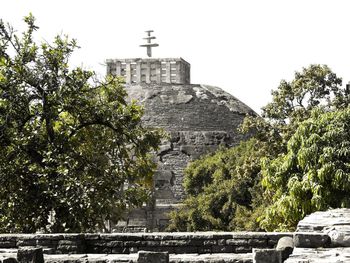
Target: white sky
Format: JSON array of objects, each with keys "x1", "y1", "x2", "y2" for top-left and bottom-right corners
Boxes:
[{"x1": 2, "y1": 0, "x2": 350, "y2": 114}]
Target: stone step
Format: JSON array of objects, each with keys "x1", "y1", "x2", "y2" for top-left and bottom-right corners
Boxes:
[
  {"x1": 285, "y1": 247, "x2": 350, "y2": 263},
  {"x1": 0, "y1": 252, "x2": 252, "y2": 263},
  {"x1": 45, "y1": 253, "x2": 252, "y2": 263}
]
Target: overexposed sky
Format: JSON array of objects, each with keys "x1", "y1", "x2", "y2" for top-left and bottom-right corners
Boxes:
[{"x1": 2, "y1": 0, "x2": 350, "y2": 113}]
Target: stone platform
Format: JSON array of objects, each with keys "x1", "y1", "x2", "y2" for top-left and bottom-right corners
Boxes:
[
  {"x1": 285, "y1": 208, "x2": 350, "y2": 262},
  {"x1": 0, "y1": 251, "x2": 253, "y2": 263},
  {"x1": 46, "y1": 253, "x2": 252, "y2": 263},
  {"x1": 286, "y1": 247, "x2": 350, "y2": 263}
]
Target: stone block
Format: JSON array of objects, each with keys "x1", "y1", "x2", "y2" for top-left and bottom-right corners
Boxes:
[
  {"x1": 56, "y1": 244, "x2": 80, "y2": 254},
  {"x1": 137, "y1": 251, "x2": 169, "y2": 263},
  {"x1": 217, "y1": 239, "x2": 226, "y2": 246},
  {"x1": 234, "y1": 246, "x2": 252, "y2": 253},
  {"x1": 226, "y1": 238, "x2": 250, "y2": 246},
  {"x1": 1, "y1": 258, "x2": 17, "y2": 263},
  {"x1": 253, "y1": 248, "x2": 282, "y2": 263},
  {"x1": 327, "y1": 226, "x2": 350, "y2": 247},
  {"x1": 294, "y1": 232, "x2": 330, "y2": 248},
  {"x1": 174, "y1": 246, "x2": 198, "y2": 254},
  {"x1": 106, "y1": 241, "x2": 123, "y2": 248},
  {"x1": 276, "y1": 236, "x2": 294, "y2": 261},
  {"x1": 16, "y1": 239, "x2": 36, "y2": 247},
  {"x1": 111, "y1": 247, "x2": 123, "y2": 254},
  {"x1": 203, "y1": 240, "x2": 217, "y2": 246},
  {"x1": 0, "y1": 241, "x2": 16, "y2": 248},
  {"x1": 249, "y1": 238, "x2": 268, "y2": 247},
  {"x1": 160, "y1": 240, "x2": 188, "y2": 246},
  {"x1": 17, "y1": 247, "x2": 44, "y2": 263},
  {"x1": 36, "y1": 239, "x2": 58, "y2": 247},
  {"x1": 197, "y1": 247, "x2": 211, "y2": 254},
  {"x1": 212, "y1": 245, "x2": 234, "y2": 253},
  {"x1": 84, "y1": 234, "x2": 100, "y2": 240}
]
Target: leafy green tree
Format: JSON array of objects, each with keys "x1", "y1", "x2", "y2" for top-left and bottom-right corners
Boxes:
[
  {"x1": 260, "y1": 108, "x2": 350, "y2": 231},
  {"x1": 241, "y1": 64, "x2": 347, "y2": 145},
  {"x1": 169, "y1": 64, "x2": 349, "y2": 232},
  {"x1": 167, "y1": 138, "x2": 271, "y2": 231},
  {"x1": 0, "y1": 15, "x2": 162, "y2": 233}
]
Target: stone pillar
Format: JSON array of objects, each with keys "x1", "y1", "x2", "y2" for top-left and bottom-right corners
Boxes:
[
  {"x1": 145, "y1": 61, "x2": 151, "y2": 84},
  {"x1": 136, "y1": 62, "x2": 142, "y2": 83},
  {"x1": 137, "y1": 251, "x2": 169, "y2": 263},
  {"x1": 176, "y1": 61, "x2": 182, "y2": 84},
  {"x1": 115, "y1": 61, "x2": 121, "y2": 77},
  {"x1": 165, "y1": 62, "x2": 171, "y2": 83},
  {"x1": 126, "y1": 63, "x2": 131, "y2": 83},
  {"x1": 155, "y1": 61, "x2": 161, "y2": 83}
]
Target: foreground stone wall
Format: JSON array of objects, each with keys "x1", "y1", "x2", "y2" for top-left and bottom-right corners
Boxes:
[
  {"x1": 0, "y1": 232, "x2": 290, "y2": 255},
  {"x1": 2, "y1": 209, "x2": 350, "y2": 262}
]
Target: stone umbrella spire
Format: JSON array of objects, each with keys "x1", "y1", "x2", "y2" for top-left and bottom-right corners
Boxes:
[{"x1": 140, "y1": 30, "x2": 159, "y2": 57}]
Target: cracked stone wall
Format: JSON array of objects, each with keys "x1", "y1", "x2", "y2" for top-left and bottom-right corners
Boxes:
[{"x1": 121, "y1": 83, "x2": 255, "y2": 231}]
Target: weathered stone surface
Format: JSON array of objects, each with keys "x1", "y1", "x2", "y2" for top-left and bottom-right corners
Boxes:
[
  {"x1": 296, "y1": 208, "x2": 350, "y2": 232},
  {"x1": 1, "y1": 258, "x2": 17, "y2": 263},
  {"x1": 0, "y1": 255, "x2": 17, "y2": 263},
  {"x1": 43, "y1": 253, "x2": 253, "y2": 263},
  {"x1": 17, "y1": 247, "x2": 44, "y2": 263},
  {"x1": 285, "y1": 247, "x2": 350, "y2": 263},
  {"x1": 137, "y1": 251, "x2": 169, "y2": 263},
  {"x1": 276, "y1": 236, "x2": 293, "y2": 261},
  {"x1": 294, "y1": 232, "x2": 330, "y2": 248},
  {"x1": 252, "y1": 248, "x2": 281, "y2": 263},
  {"x1": 286, "y1": 209, "x2": 350, "y2": 262},
  {"x1": 0, "y1": 232, "x2": 288, "y2": 255},
  {"x1": 296, "y1": 208, "x2": 350, "y2": 248},
  {"x1": 326, "y1": 226, "x2": 350, "y2": 247}
]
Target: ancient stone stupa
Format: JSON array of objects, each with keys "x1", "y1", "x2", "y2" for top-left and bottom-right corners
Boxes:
[{"x1": 106, "y1": 31, "x2": 255, "y2": 231}]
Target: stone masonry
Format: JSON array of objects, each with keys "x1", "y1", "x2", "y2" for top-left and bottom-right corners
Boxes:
[{"x1": 0, "y1": 232, "x2": 287, "y2": 255}]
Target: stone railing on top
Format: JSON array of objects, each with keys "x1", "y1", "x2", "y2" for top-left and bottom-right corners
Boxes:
[
  {"x1": 106, "y1": 58, "x2": 191, "y2": 84},
  {"x1": 0, "y1": 232, "x2": 291, "y2": 255}
]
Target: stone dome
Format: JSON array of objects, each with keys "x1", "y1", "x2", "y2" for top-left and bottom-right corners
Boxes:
[{"x1": 124, "y1": 83, "x2": 255, "y2": 230}]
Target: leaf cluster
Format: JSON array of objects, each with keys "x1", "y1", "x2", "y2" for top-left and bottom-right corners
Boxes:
[{"x1": 260, "y1": 108, "x2": 350, "y2": 231}]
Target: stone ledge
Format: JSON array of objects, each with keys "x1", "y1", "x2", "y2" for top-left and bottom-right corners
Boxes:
[
  {"x1": 285, "y1": 247, "x2": 350, "y2": 263},
  {"x1": 0, "y1": 252, "x2": 253, "y2": 263}
]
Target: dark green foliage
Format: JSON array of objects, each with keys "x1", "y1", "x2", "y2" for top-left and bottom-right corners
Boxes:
[
  {"x1": 169, "y1": 64, "x2": 349, "y2": 232},
  {"x1": 260, "y1": 108, "x2": 350, "y2": 231},
  {"x1": 0, "y1": 15, "x2": 162, "y2": 232},
  {"x1": 167, "y1": 138, "x2": 270, "y2": 231}
]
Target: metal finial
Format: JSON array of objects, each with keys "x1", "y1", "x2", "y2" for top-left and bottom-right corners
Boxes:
[{"x1": 140, "y1": 30, "x2": 159, "y2": 57}]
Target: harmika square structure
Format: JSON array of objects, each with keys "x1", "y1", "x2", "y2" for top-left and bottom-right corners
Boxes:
[{"x1": 106, "y1": 58, "x2": 190, "y2": 85}]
